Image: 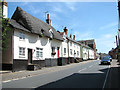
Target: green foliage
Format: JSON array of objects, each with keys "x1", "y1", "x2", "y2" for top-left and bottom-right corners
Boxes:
[
  {"x1": 0, "y1": 5, "x2": 11, "y2": 50},
  {"x1": 2, "y1": 18, "x2": 11, "y2": 50}
]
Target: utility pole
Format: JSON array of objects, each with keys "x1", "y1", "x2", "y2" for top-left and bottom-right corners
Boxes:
[{"x1": 118, "y1": 0, "x2": 120, "y2": 63}]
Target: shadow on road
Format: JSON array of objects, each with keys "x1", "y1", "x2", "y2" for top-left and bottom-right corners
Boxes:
[{"x1": 35, "y1": 66, "x2": 115, "y2": 89}]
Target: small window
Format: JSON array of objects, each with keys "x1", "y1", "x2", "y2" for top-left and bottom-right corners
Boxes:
[
  {"x1": 77, "y1": 51, "x2": 79, "y2": 56},
  {"x1": 70, "y1": 49, "x2": 72, "y2": 55},
  {"x1": 49, "y1": 29, "x2": 53, "y2": 39},
  {"x1": 74, "y1": 50, "x2": 76, "y2": 54},
  {"x1": 19, "y1": 47, "x2": 25, "y2": 56},
  {"x1": 52, "y1": 47, "x2": 55, "y2": 53},
  {"x1": 64, "y1": 48, "x2": 66, "y2": 54},
  {"x1": 36, "y1": 48, "x2": 43, "y2": 58},
  {"x1": 19, "y1": 32, "x2": 25, "y2": 40}
]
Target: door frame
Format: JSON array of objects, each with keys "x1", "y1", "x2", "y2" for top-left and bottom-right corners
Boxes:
[
  {"x1": 28, "y1": 48, "x2": 32, "y2": 64},
  {"x1": 57, "y1": 47, "x2": 60, "y2": 58}
]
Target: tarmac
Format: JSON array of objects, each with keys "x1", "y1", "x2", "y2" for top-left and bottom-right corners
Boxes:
[
  {"x1": 1, "y1": 60, "x2": 94, "y2": 82},
  {"x1": 1, "y1": 59, "x2": 120, "y2": 89},
  {"x1": 105, "y1": 59, "x2": 120, "y2": 88}
]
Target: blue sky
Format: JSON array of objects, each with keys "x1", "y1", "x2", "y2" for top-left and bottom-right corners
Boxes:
[{"x1": 8, "y1": 2, "x2": 118, "y2": 53}]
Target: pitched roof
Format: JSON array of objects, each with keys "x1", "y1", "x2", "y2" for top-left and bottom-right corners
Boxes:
[
  {"x1": 10, "y1": 7, "x2": 63, "y2": 41},
  {"x1": 78, "y1": 39, "x2": 95, "y2": 44}
]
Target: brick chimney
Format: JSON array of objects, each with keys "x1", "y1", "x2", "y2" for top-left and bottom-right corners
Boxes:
[
  {"x1": 73, "y1": 35, "x2": 75, "y2": 40},
  {"x1": 46, "y1": 14, "x2": 52, "y2": 26},
  {"x1": 64, "y1": 27, "x2": 68, "y2": 36},
  {"x1": 2, "y1": 0, "x2": 8, "y2": 18},
  {"x1": 70, "y1": 34, "x2": 72, "y2": 39}
]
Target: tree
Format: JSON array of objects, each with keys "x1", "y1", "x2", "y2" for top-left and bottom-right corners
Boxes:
[{"x1": 0, "y1": 1, "x2": 11, "y2": 50}]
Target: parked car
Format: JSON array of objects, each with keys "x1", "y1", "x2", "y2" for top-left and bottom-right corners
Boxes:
[
  {"x1": 100, "y1": 56, "x2": 111, "y2": 65},
  {"x1": 107, "y1": 56, "x2": 112, "y2": 62}
]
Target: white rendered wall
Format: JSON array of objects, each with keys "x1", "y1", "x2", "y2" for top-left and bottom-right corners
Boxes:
[
  {"x1": 61, "y1": 41, "x2": 68, "y2": 57},
  {"x1": 88, "y1": 49, "x2": 94, "y2": 59},
  {"x1": 68, "y1": 41, "x2": 81, "y2": 58},
  {"x1": 13, "y1": 29, "x2": 62, "y2": 61}
]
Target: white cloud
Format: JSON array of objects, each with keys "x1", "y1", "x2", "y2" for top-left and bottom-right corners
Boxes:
[
  {"x1": 53, "y1": 7, "x2": 63, "y2": 13},
  {"x1": 96, "y1": 34, "x2": 116, "y2": 53},
  {"x1": 99, "y1": 22, "x2": 118, "y2": 30},
  {"x1": 73, "y1": 31, "x2": 93, "y2": 41},
  {"x1": 65, "y1": 2, "x2": 76, "y2": 11},
  {"x1": 20, "y1": 2, "x2": 29, "y2": 6},
  {"x1": 104, "y1": 34, "x2": 113, "y2": 39}
]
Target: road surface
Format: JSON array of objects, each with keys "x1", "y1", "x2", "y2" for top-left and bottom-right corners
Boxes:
[{"x1": 2, "y1": 60, "x2": 110, "y2": 89}]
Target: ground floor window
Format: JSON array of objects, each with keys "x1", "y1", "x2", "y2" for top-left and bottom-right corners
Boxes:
[
  {"x1": 36, "y1": 48, "x2": 43, "y2": 58},
  {"x1": 19, "y1": 47, "x2": 25, "y2": 56},
  {"x1": 70, "y1": 49, "x2": 72, "y2": 55},
  {"x1": 77, "y1": 51, "x2": 79, "y2": 56}
]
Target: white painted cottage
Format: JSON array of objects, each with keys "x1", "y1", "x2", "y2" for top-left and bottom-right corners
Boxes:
[{"x1": 2, "y1": 7, "x2": 64, "y2": 71}]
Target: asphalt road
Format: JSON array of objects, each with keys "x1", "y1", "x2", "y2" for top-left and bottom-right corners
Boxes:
[{"x1": 2, "y1": 60, "x2": 110, "y2": 89}]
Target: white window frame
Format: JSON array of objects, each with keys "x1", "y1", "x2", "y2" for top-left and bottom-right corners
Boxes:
[
  {"x1": 49, "y1": 29, "x2": 53, "y2": 39},
  {"x1": 70, "y1": 49, "x2": 72, "y2": 55},
  {"x1": 19, "y1": 47, "x2": 25, "y2": 57},
  {"x1": 77, "y1": 51, "x2": 79, "y2": 56},
  {"x1": 51, "y1": 47, "x2": 55, "y2": 53},
  {"x1": 19, "y1": 32, "x2": 25, "y2": 40},
  {"x1": 36, "y1": 48, "x2": 43, "y2": 59},
  {"x1": 64, "y1": 48, "x2": 66, "y2": 54}
]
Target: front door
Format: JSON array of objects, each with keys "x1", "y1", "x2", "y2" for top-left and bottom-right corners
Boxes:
[
  {"x1": 28, "y1": 49, "x2": 32, "y2": 64},
  {"x1": 57, "y1": 47, "x2": 60, "y2": 58}
]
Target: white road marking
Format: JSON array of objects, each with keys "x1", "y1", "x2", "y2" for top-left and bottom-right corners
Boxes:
[
  {"x1": 2, "y1": 77, "x2": 28, "y2": 83},
  {"x1": 78, "y1": 68, "x2": 87, "y2": 73},
  {"x1": 89, "y1": 65, "x2": 93, "y2": 68},
  {"x1": 102, "y1": 65, "x2": 110, "y2": 89}
]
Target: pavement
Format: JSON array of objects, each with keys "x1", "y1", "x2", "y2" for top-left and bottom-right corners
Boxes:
[
  {"x1": 105, "y1": 59, "x2": 120, "y2": 88},
  {"x1": 1, "y1": 60, "x2": 95, "y2": 82}
]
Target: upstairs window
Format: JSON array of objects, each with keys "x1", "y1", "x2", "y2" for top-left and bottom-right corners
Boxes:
[
  {"x1": 36, "y1": 48, "x2": 43, "y2": 58},
  {"x1": 19, "y1": 47, "x2": 25, "y2": 56},
  {"x1": 49, "y1": 28, "x2": 53, "y2": 39},
  {"x1": 19, "y1": 32, "x2": 25, "y2": 40},
  {"x1": 52, "y1": 47, "x2": 55, "y2": 53},
  {"x1": 64, "y1": 48, "x2": 66, "y2": 54},
  {"x1": 77, "y1": 51, "x2": 79, "y2": 56},
  {"x1": 70, "y1": 49, "x2": 72, "y2": 55}
]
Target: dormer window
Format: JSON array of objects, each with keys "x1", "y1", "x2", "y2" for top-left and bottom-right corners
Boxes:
[
  {"x1": 19, "y1": 32, "x2": 25, "y2": 40},
  {"x1": 49, "y1": 28, "x2": 53, "y2": 39},
  {"x1": 63, "y1": 33, "x2": 66, "y2": 41}
]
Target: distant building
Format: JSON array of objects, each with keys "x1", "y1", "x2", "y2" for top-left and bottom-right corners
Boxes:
[
  {"x1": 78, "y1": 39, "x2": 97, "y2": 59},
  {"x1": 109, "y1": 47, "x2": 118, "y2": 59}
]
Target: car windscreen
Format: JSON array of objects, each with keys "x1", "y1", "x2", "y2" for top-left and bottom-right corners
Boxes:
[{"x1": 101, "y1": 57, "x2": 110, "y2": 60}]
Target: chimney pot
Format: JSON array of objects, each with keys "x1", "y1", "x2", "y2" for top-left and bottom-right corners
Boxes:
[
  {"x1": 46, "y1": 13, "x2": 52, "y2": 26},
  {"x1": 64, "y1": 27, "x2": 68, "y2": 36},
  {"x1": 47, "y1": 14, "x2": 49, "y2": 19},
  {"x1": 73, "y1": 35, "x2": 75, "y2": 40},
  {"x1": 70, "y1": 34, "x2": 72, "y2": 39}
]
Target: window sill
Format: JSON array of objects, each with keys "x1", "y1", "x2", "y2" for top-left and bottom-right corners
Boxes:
[
  {"x1": 19, "y1": 39, "x2": 25, "y2": 41},
  {"x1": 19, "y1": 55, "x2": 25, "y2": 58}
]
